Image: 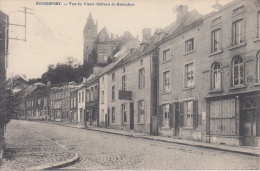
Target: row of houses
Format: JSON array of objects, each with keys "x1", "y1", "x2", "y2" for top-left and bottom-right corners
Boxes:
[{"x1": 19, "y1": 0, "x2": 260, "y2": 147}]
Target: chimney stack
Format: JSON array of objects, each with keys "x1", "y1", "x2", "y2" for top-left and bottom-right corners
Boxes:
[
  {"x1": 175, "y1": 5, "x2": 188, "y2": 23},
  {"x1": 142, "y1": 28, "x2": 151, "y2": 41},
  {"x1": 111, "y1": 33, "x2": 114, "y2": 40}
]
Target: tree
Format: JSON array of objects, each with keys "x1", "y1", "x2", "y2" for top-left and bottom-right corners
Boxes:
[{"x1": 0, "y1": 81, "x2": 20, "y2": 125}]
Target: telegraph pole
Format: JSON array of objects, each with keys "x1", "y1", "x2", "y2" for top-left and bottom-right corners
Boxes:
[{"x1": 8, "y1": 7, "x2": 34, "y2": 42}]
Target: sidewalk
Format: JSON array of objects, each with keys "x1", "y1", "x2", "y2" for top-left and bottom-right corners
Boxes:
[{"x1": 41, "y1": 120, "x2": 260, "y2": 157}]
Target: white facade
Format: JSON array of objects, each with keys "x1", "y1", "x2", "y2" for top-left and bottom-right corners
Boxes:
[
  {"x1": 77, "y1": 86, "x2": 86, "y2": 123},
  {"x1": 99, "y1": 74, "x2": 108, "y2": 125}
]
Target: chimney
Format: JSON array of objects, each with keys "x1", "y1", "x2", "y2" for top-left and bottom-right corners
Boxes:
[
  {"x1": 111, "y1": 33, "x2": 114, "y2": 40},
  {"x1": 176, "y1": 5, "x2": 188, "y2": 23},
  {"x1": 130, "y1": 48, "x2": 135, "y2": 54},
  {"x1": 82, "y1": 77, "x2": 87, "y2": 83},
  {"x1": 142, "y1": 28, "x2": 151, "y2": 41},
  {"x1": 47, "y1": 81, "x2": 51, "y2": 87},
  {"x1": 212, "y1": 0, "x2": 222, "y2": 12}
]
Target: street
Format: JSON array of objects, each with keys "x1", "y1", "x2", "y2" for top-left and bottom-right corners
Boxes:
[{"x1": 1, "y1": 120, "x2": 260, "y2": 170}]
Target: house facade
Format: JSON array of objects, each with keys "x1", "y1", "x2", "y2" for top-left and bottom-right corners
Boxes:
[
  {"x1": 77, "y1": 84, "x2": 86, "y2": 124},
  {"x1": 70, "y1": 87, "x2": 78, "y2": 123},
  {"x1": 201, "y1": 0, "x2": 260, "y2": 147}
]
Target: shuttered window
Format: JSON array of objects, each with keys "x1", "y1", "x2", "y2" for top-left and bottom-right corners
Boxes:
[
  {"x1": 209, "y1": 99, "x2": 236, "y2": 135},
  {"x1": 179, "y1": 100, "x2": 198, "y2": 128}
]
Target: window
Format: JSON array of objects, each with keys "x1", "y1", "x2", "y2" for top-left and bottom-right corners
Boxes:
[
  {"x1": 123, "y1": 67, "x2": 125, "y2": 73},
  {"x1": 112, "y1": 107, "x2": 115, "y2": 123},
  {"x1": 139, "y1": 68, "x2": 145, "y2": 89},
  {"x1": 122, "y1": 104, "x2": 127, "y2": 123},
  {"x1": 211, "y1": 29, "x2": 221, "y2": 53},
  {"x1": 138, "y1": 100, "x2": 145, "y2": 123},
  {"x1": 212, "y1": 16, "x2": 222, "y2": 25},
  {"x1": 232, "y1": 19, "x2": 244, "y2": 46},
  {"x1": 74, "y1": 97, "x2": 76, "y2": 107},
  {"x1": 210, "y1": 99, "x2": 236, "y2": 135},
  {"x1": 82, "y1": 91, "x2": 84, "y2": 102},
  {"x1": 233, "y1": 5, "x2": 245, "y2": 16},
  {"x1": 163, "y1": 49, "x2": 171, "y2": 62},
  {"x1": 257, "y1": 53, "x2": 260, "y2": 82},
  {"x1": 185, "y1": 38, "x2": 194, "y2": 53},
  {"x1": 163, "y1": 104, "x2": 169, "y2": 127},
  {"x1": 184, "y1": 101, "x2": 195, "y2": 127},
  {"x1": 184, "y1": 62, "x2": 194, "y2": 87},
  {"x1": 101, "y1": 91, "x2": 104, "y2": 103},
  {"x1": 90, "y1": 87, "x2": 94, "y2": 101},
  {"x1": 71, "y1": 98, "x2": 73, "y2": 108},
  {"x1": 140, "y1": 59, "x2": 143, "y2": 65},
  {"x1": 212, "y1": 62, "x2": 221, "y2": 90},
  {"x1": 44, "y1": 98, "x2": 47, "y2": 106},
  {"x1": 38, "y1": 99, "x2": 41, "y2": 105},
  {"x1": 257, "y1": 11, "x2": 260, "y2": 38},
  {"x1": 232, "y1": 56, "x2": 244, "y2": 86},
  {"x1": 112, "y1": 85, "x2": 115, "y2": 101},
  {"x1": 163, "y1": 71, "x2": 170, "y2": 93},
  {"x1": 122, "y1": 75, "x2": 127, "y2": 91},
  {"x1": 79, "y1": 92, "x2": 81, "y2": 103},
  {"x1": 112, "y1": 73, "x2": 115, "y2": 81}
]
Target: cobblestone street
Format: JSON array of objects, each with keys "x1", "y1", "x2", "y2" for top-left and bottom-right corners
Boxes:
[{"x1": 1, "y1": 120, "x2": 260, "y2": 170}]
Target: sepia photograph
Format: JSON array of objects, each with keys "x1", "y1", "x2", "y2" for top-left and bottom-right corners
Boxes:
[{"x1": 0, "y1": 0, "x2": 260, "y2": 170}]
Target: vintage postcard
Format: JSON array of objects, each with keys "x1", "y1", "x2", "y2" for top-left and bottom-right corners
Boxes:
[{"x1": 0, "y1": 0, "x2": 259, "y2": 170}]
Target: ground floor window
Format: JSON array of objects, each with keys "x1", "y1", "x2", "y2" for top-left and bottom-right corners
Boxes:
[
  {"x1": 209, "y1": 99, "x2": 236, "y2": 135},
  {"x1": 138, "y1": 100, "x2": 145, "y2": 123},
  {"x1": 112, "y1": 107, "x2": 115, "y2": 123},
  {"x1": 122, "y1": 104, "x2": 127, "y2": 123},
  {"x1": 163, "y1": 104, "x2": 169, "y2": 127}
]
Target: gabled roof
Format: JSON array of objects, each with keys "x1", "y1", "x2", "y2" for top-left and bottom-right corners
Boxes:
[
  {"x1": 27, "y1": 86, "x2": 50, "y2": 98},
  {"x1": 96, "y1": 27, "x2": 110, "y2": 42},
  {"x1": 84, "y1": 12, "x2": 96, "y2": 30}
]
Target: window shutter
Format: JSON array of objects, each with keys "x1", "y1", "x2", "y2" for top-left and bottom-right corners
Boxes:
[
  {"x1": 257, "y1": 97, "x2": 260, "y2": 136},
  {"x1": 169, "y1": 103, "x2": 174, "y2": 128},
  {"x1": 107, "y1": 108, "x2": 110, "y2": 126},
  {"x1": 179, "y1": 102, "x2": 184, "y2": 127},
  {"x1": 193, "y1": 100, "x2": 198, "y2": 128},
  {"x1": 143, "y1": 69, "x2": 145, "y2": 88},
  {"x1": 158, "y1": 105, "x2": 163, "y2": 128},
  {"x1": 174, "y1": 102, "x2": 180, "y2": 127}
]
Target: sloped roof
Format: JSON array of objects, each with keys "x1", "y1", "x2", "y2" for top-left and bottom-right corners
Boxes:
[
  {"x1": 96, "y1": 27, "x2": 110, "y2": 42},
  {"x1": 27, "y1": 86, "x2": 50, "y2": 98},
  {"x1": 84, "y1": 12, "x2": 96, "y2": 30},
  {"x1": 158, "y1": 10, "x2": 203, "y2": 45}
]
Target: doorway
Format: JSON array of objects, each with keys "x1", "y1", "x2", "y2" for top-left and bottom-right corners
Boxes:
[{"x1": 130, "y1": 102, "x2": 134, "y2": 130}]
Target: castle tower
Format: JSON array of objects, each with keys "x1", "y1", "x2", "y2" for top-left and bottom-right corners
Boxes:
[{"x1": 83, "y1": 12, "x2": 97, "y2": 64}]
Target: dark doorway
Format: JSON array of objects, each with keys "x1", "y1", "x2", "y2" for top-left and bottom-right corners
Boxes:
[{"x1": 130, "y1": 102, "x2": 134, "y2": 130}]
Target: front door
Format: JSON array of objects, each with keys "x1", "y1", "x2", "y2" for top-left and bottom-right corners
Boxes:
[
  {"x1": 242, "y1": 109, "x2": 257, "y2": 146},
  {"x1": 130, "y1": 102, "x2": 134, "y2": 130}
]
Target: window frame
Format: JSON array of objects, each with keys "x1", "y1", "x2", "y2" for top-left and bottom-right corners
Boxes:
[
  {"x1": 122, "y1": 75, "x2": 127, "y2": 91},
  {"x1": 257, "y1": 53, "x2": 260, "y2": 83},
  {"x1": 211, "y1": 62, "x2": 222, "y2": 90},
  {"x1": 184, "y1": 62, "x2": 195, "y2": 88},
  {"x1": 211, "y1": 29, "x2": 221, "y2": 53},
  {"x1": 232, "y1": 56, "x2": 244, "y2": 86},
  {"x1": 232, "y1": 19, "x2": 244, "y2": 46},
  {"x1": 139, "y1": 68, "x2": 145, "y2": 89},
  {"x1": 112, "y1": 73, "x2": 115, "y2": 81},
  {"x1": 162, "y1": 49, "x2": 171, "y2": 62},
  {"x1": 112, "y1": 85, "x2": 115, "y2": 101},
  {"x1": 111, "y1": 107, "x2": 115, "y2": 123},
  {"x1": 122, "y1": 104, "x2": 127, "y2": 123},
  {"x1": 138, "y1": 100, "x2": 145, "y2": 124},
  {"x1": 185, "y1": 38, "x2": 195, "y2": 53},
  {"x1": 163, "y1": 70, "x2": 171, "y2": 93}
]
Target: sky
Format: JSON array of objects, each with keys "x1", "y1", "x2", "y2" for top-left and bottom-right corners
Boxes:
[{"x1": 0, "y1": 0, "x2": 232, "y2": 79}]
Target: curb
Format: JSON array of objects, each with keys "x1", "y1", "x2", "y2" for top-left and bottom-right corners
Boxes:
[
  {"x1": 28, "y1": 153, "x2": 80, "y2": 170},
  {"x1": 85, "y1": 128, "x2": 260, "y2": 157},
  {"x1": 24, "y1": 120, "x2": 260, "y2": 157}
]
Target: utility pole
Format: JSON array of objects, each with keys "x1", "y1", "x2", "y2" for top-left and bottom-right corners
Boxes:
[{"x1": 8, "y1": 7, "x2": 34, "y2": 42}]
